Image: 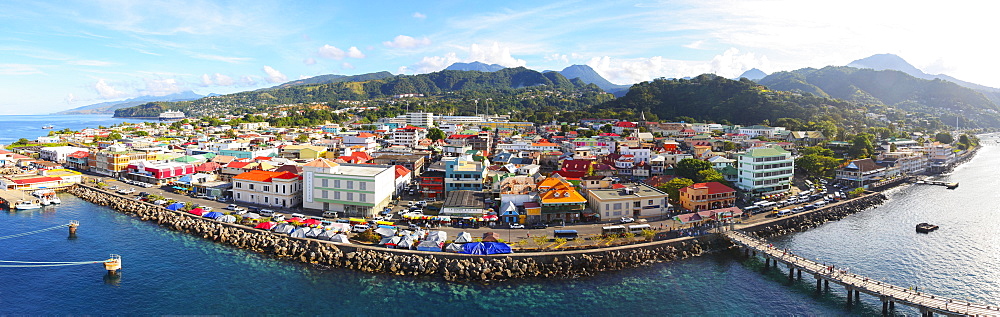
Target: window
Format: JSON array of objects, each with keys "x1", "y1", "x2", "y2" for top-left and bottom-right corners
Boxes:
[
  {"x1": 248, "y1": 184, "x2": 255, "y2": 190},
  {"x1": 236, "y1": 193, "x2": 241, "y2": 199},
  {"x1": 359, "y1": 182, "x2": 366, "y2": 190},
  {"x1": 264, "y1": 197, "x2": 269, "y2": 204},
  {"x1": 235, "y1": 182, "x2": 242, "y2": 189},
  {"x1": 334, "y1": 192, "x2": 341, "y2": 200},
  {"x1": 322, "y1": 191, "x2": 328, "y2": 198},
  {"x1": 648, "y1": 199, "x2": 654, "y2": 205},
  {"x1": 322, "y1": 179, "x2": 328, "y2": 187},
  {"x1": 613, "y1": 203, "x2": 622, "y2": 210},
  {"x1": 347, "y1": 181, "x2": 353, "y2": 189},
  {"x1": 359, "y1": 194, "x2": 366, "y2": 202},
  {"x1": 334, "y1": 180, "x2": 341, "y2": 188},
  {"x1": 347, "y1": 193, "x2": 353, "y2": 201},
  {"x1": 263, "y1": 186, "x2": 270, "y2": 192},
  {"x1": 634, "y1": 201, "x2": 641, "y2": 208}
]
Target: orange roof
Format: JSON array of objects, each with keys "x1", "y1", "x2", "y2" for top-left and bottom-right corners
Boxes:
[
  {"x1": 355, "y1": 132, "x2": 375, "y2": 138},
  {"x1": 303, "y1": 158, "x2": 338, "y2": 168},
  {"x1": 233, "y1": 170, "x2": 299, "y2": 182},
  {"x1": 540, "y1": 185, "x2": 586, "y2": 204},
  {"x1": 537, "y1": 177, "x2": 570, "y2": 189}
]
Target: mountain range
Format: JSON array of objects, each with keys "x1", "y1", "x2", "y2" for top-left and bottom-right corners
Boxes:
[
  {"x1": 445, "y1": 62, "x2": 506, "y2": 72},
  {"x1": 56, "y1": 91, "x2": 207, "y2": 115},
  {"x1": 847, "y1": 54, "x2": 1000, "y2": 104}
]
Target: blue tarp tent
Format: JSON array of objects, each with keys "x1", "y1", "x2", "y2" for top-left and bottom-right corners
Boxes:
[
  {"x1": 460, "y1": 242, "x2": 513, "y2": 255},
  {"x1": 203, "y1": 211, "x2": 223, "y2": 219},
  {"x1": 166, "y1": 202, "x2": 185, "y2": 211}
]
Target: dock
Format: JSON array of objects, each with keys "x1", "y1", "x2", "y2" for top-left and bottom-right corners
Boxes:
[
  {"x1": 0, "y1": 189, "x2": 31, "y2": 208},
  {"x1": 915, "y1": 180, "x2": 959, "y2": 189},
  {"x1": 726, "y1": 230, "x2": 999, "y2": 316}
]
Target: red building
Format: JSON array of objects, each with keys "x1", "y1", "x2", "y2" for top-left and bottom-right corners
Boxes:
[
  {"x1": 418, "y1": 170, "x2": 445, "y2": 199},
  {"x1": 678, "y1": 182, "x2": 736, "y2": 211}
]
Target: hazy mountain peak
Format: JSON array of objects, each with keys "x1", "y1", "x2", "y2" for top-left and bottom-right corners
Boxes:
[
  {"x1": 445, "y1": 61, "x2": 506, "y2": 72},
  {"x1": 847, "y1": 54, "x2": 925, "y2": 78},
  {"x1": 557, "y1": 64, "x2": 630, "y2": 95},
  {"x1": 736, "y1": 68, "x2": 768, "y2": 80}
]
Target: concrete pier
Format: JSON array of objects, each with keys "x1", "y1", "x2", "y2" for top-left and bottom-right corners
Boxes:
[{"x1": 727, "y1": 230, "x2": 1000, "y2": 316}]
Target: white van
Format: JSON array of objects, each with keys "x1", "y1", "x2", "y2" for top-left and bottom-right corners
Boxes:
[
  {"x1": 322, "y1": 211, "x2": 339, "y2": 218},
  {"x1": 351, "y1": 224, "x2": 371, "y2": 233}
]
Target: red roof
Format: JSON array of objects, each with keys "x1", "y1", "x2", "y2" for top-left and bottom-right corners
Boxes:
[
  {"x1": 355, "y1": 132, "x2": 376, "y2": 138},
  {"x1": 448, "y1": 134, "x2": 476, "y2": 139},
  {"x1": 233, "y1": 170, "x2": 299, "y2": 182},
  {"x1": 614, "y1": 122, "x2": 637, "y2": 128},
  {"x1": 226, "y1": 161, "x2": 253, "y2": 169},
  {"x1": 394, "y1": 165, "x2": 411, "y2": 178},
  {"x1": 679, "y1": 182, "x2": 735, "y2": 195},
  {"x1": 397, "y1": 125, "x2": 425, "y2": 131},
  {"x1": 68, "y1": 151, "x2": 90, "y2": 159},
  {"x1": 12, "y1": 176, "x2": 62, "y2": 185}
]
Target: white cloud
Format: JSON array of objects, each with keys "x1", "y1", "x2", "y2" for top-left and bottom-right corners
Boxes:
[
  {"x1": 347, "y1": 46, "x2": 365, "y2": 58},
  {"x1": 94, "y1": 79, "x2": 126, "y2": 99},
  {"x1": 142, "y1": 77, "x2": 183, "y2": 96},
  {"x1": 200, "y1": 73, "x2": 235, "y2": 86},
  {"x1": 303, "y1": 57, "x2": 316, "y2": 65},
  {"x1": 400, "y1": 42, "x2": 529, "y2": 74},
  {"x1": 263, "y1": 65, "x2": 287, "y2": 83},
  {"x1": 191, "y1": 53, "x2": 252, "y2": 63},
  {"x1": 383, "y1": 35, "x2": 432, "y2": 49},
  {"x1": 683, "y1": 40, "x2": 707, "y2": 50},
  {"x1": 65, "y1": 93, "x2": 76, "y2": 103},
  {"x1": 318, "y1": 45, "x2": 345, "y2": 59},
  {"x1": 585, "y1": 48, "x2": 770, "y2": 84},
  {"x1": 545, "y1": 54, "x2": 569, "y2": 64},
  {"x1": 341, "y1": 62, "x2": 355, "y2": 70},
  {"x1": 468, "y1": 42, "x2": 527, "y2": 67},
  {"x1": 412, "y1": 12, "x2": 426, "y2": 19},
  {"x1": 239, "y1": 75, "x2": 257, "y2": 86}
]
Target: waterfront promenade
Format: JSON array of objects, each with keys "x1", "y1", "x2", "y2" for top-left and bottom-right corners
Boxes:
[{"x1": 726, "y1": 230, "x2": 1000, "y2": 316}]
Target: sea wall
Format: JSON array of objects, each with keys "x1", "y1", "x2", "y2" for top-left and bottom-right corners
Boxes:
[
  {"x1": 739, "y1": 193, "x2": 888, "y2": 239},
  {"x1": 67, "y1": 184, "x2": 721, "y2": 282}
]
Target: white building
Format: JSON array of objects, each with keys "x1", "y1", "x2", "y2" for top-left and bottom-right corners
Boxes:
[
  {"x1": 619, "y1": 147, "x2": 652, "y2": 164},
  {"x1": 735, "y1": 145, "x2": 794, "y2": 195},
  {"x1": 301, "y1": 158, "x2": 395, "y2": 218},
  {"x1": 391, "y1": 126, "x2": 427, "y2": 148},
  {"x1": 407, "y1": 112, "x2": 434, "y2": 127},
  {"x1": 38, "y1": 146, "x2": 88, "y2": 163},
  {"x1": 232, "y1": 170, "x2": 302, "y2": 208},
  {"x1": 586, "y1": 183, "x2": 670, "y2": 220},
  {"x1": 342, "y1": 132, "x2": 379, "y2": 153},
  {"x1": 737, "y1": 125, "x2": 786, "y2": 139}
]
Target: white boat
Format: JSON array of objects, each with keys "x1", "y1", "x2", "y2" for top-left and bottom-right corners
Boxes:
[
  {"x1": 42, "y1": 124, "x2": 54, "y2": 129},
  {"x1": 14, "y1": 199, "x2": 42, "y2": 210},
  {"x1": 31, "y1": 189, "x2": 60, "y2": 205}
]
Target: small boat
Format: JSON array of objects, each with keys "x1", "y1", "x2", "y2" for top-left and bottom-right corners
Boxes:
[
  {"x1": 42, "y1": 124, "x2": 54, "y2": 129},
  {"x1": 916, "y1": 223, "x2": 939, "y2": 233},
  {"x1": 32, "y1": 189, "x2": 60, "y2": 205},
  {"x1": 14, "y1": 199, "x2": 42, "y2": 210}
]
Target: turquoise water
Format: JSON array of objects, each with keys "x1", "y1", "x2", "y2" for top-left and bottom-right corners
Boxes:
[
  {"x1": 1, "y1": 116, "x2": 997, "y2": 315},
  {"x1": 0, "y1": 114, "x2": 154, "y2": 143}
]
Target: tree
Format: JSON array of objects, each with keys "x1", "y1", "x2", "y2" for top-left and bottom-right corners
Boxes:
[
  {"x1": 107, "y1": 132, "x2": 122, "y2": 141},
  {"x1": 800, "y1": 146, "x2": 834, "y2": 157},
  {"x1": 796, "y1": 154, "x2": 841, "y2": 178},
  {"x1": 676, "y1": 158, "x2": 713, "y2": 180},
  {"x1": 427, "y1": 128, "x2": 445, "y2": 141},
  {"x1": 935, "y1": 132, "x2": 954, "y2": 144},
  {"x1": 295, "y1": 134, "x2": 310, "y2": 143},
  {"x1": 722, "y1": 141, "x2": 738, "y2": 152},
  {"x1": 600, "y1": 124, "x2": 613, "y2": 133},
  {"x1": 696, "y1": 169, "x2": 727, "y2": 185},
  {"x1": 849, "y1": 133, "x2": 875, "y2": 158},
  {"x1": 659, "y1": 177, "x2": 694, "y2": 202}
]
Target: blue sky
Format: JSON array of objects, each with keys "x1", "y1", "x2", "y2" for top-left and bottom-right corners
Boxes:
[{"x1": 1, "y1": 0, "x2": 996, "y2": 114}]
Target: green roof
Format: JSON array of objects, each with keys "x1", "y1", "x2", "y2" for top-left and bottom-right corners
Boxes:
[
  {"x1": 742, "y1": 145, "x2": 789, "y2": 158},
  {"x1": 174, "y1": 155, "x2": 200, "y2": 163}
]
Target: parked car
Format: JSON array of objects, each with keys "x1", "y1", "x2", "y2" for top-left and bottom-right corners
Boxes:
[
  {"x1": 619, "y1": 217, "x2": 635, "y2": 224},
  {"x1": 199, "y1": 206, "x2": 214, "y2": 212},
  {"x1": 259, "y1": 209, "x2": 275, "y2": 217},
  {"x1": 322, "y1": 211, "x2": 339, "y2": 218},
  {"x1": 509, "y1": 223, "x2": 525, "y2": 229},
  {"x1": 291, "y1": 213, "x2": 306, "y2": 219},
  {"x1": 225, "y1": 204, "x2": 241, "y2": 210}
]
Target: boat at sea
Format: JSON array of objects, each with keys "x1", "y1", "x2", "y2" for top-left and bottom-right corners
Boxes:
[
  {"x1": 42, "y1": 124, "x2": 54, "y2": 129},
  {"x1": 13, "y1": 199, "x2": 42, "y2": 210},
  {"x1": 32, "y1": 189, "x2": 60, "y2": 205},
  {"x1": 916, "y1": 222, "x2": 939, "y2": 233}
]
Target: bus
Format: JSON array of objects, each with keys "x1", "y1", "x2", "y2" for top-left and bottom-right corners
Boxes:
[
  {"x1": 553, "y1": 230, "x2": 579, "y2": 240},
  {"x1": 602, "y1": 225, "x2": 627, "y2": 236},
  {"x1": 627, "y1": 224, "x2": 652, "y2": 234}
]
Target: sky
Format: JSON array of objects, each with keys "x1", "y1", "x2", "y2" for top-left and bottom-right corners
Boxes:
[{"x1": 1, "y1": 0, "x2": 998, "y2": 115}]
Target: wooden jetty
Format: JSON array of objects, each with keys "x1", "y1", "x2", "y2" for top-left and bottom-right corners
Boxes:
[
  {"x1": 726, "y1": 230, "x2": 999, "y2": 316},
  {"x1": 915, "y1": 180, "x2": 959, "y2": 189}
]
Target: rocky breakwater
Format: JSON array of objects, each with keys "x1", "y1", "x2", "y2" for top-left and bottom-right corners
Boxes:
[
  {"x1": 743, "y1": 193, "x2": 888, "y2": 239},
  {"x1": 68, "y1": 184, "x2": 721, "y2": 282}
]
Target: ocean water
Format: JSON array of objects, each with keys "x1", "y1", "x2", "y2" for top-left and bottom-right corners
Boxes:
[
  {"x1": 0, "y1": 114, "x2": 154, "y2": 144},
  {"x1": 0, "y1": 116, "x2": 997, "y2": 315}
]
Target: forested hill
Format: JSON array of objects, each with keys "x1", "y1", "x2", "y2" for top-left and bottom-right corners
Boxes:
[
  {"x1": 758, "y1": 66, "x2": 1000, "y2": 128},
  {"x1": 597, "y1": 74, "x2": 858, "y2": 126},
  {"x1": 114, "y1": 67, "x2": 604, "y2": 118}
]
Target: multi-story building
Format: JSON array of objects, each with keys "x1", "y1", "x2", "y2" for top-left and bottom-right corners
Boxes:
[
  {"x1": 835, "y1": 158, "x2": 886, "y2": 189},
  {"x1": 370, "y1": 154, "x2": 425, "y2": 176},
  {"x1": 586, "y1": 183, "x2": 670, "y2": 220},
  {"x1": 124, "y1": 160, "x2": 196, "y2": 185},
  {"x1": 678, "y1": 182, "x2": 737, "y2": 211},
  {"x1": 444, "y1": 155, "x2": 488, "y2": 193},
  {"x1": 391, "y1": 125, "x2": 427, "y2": 148},
  {"x1": 735, "y1": 145, "x2": 794, "y2": 195},
  {"x1": 301, "y1": 158, "x2": 395, "y2": 218},
  {"x1": 876, "y1": 151, "x2": 928, "y2": 176},
  {"x1": 88, "y1": 148, "x2": 151, "y2": 178},
  {"x1": 536, "y1": 177, "x2": 587, "y2": 223},
  {"x1": 342, "y1": 132, "x2": 379, "y2": 153},
  {"x1": 39, "y1": 146, "x2": 89, "y2": 163},
  {"x1": 406, "y1": 112, "x2": 434, "y2": 127},
  {"x1": 279, "y1": 145, "x2": 327, "y2": 160},
  {"x1": 418, "y1": 170, "x2": 445, "y2": 199},
  {"x1": 232, "y1": 170, "x2": 302, "y2": 208}
]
